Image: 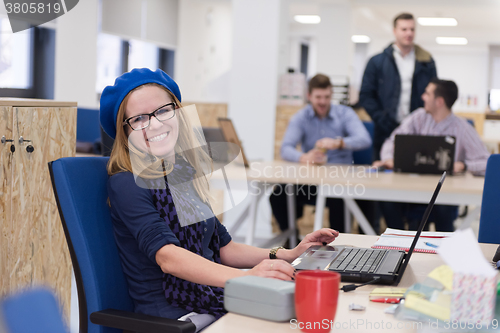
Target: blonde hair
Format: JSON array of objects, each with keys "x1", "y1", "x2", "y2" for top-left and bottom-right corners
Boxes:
[{"x1": 107, "y1": 83, "x2": 213, "y2": 204}]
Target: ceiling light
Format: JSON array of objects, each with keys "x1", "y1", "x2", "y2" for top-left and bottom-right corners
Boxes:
[
  {"x1": 351, "y1": 35, "x2": 371, "y2": 43},
  {"x1": 294, "y1": 15, "x2": 321, "y2": 24},
  {"x1": 436, "y1": 37, "x2": 468, "y2": 45},
  {"x1": 417, "y1": 17, "x2": 458, "y2": 26}
]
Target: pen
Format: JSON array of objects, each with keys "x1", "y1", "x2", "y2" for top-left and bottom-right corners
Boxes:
[
  {"x1": 370, "y1": 298, "x2": 401, "y2": 304},
  {"x1": 424, "y1": 242, "x2": 439, "y2": 248}
]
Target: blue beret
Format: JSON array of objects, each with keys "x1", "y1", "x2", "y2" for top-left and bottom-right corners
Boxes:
[{"x1": 99, "y1": 68, "x2": 182, "y2": 139}]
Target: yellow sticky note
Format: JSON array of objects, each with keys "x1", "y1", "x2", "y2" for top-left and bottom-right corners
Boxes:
[
  {"x1": 405, "y1": 294, "x2": 450, "y2": 321},
  {"x1": 370, "y1": 288, "x2": 407, "y2": 295},
  {"x1": 428, "y1": 265, "x2": 453, "y2": 290}
]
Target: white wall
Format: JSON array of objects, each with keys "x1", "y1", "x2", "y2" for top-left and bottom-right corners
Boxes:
[
  {"x1": 351, "y1": 42, "x2": 368, "y2": 102},
  {"x1": 352, "y1": 40, "x2": 489, "y2": 112},
  {"x1": 54, "y1": 0, "x2": 99, "y2": 108},
  {"x1": 229, "y1": 0, "x2": 285, "y2": 162},
  {"x1": 288, "y1": 1, "x2": 354, "y2": 80},
  {"x1": 175, "y1": 0, "x2": 232, "y2": 103},
  {"x1": 428, "y1": 46, "x2": 489, "y2": 113},
  {"x1": 102, "y1": 0, "x2": 178, "y2": 49},
  {"x1": 315, "y1": 3, "x2": 353, "y2": 78}
]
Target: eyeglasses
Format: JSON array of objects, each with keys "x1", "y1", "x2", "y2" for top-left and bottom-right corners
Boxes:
[{"x1": 123, "y1": 103, "x2": 177, "y2": 131}]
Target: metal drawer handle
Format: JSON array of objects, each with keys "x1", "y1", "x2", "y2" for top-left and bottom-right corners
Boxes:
[
  {"x1": 18, "y1": 136, "x2": 32, "y2": 145},
  {"x1": 1, "y1": 136, "x2": 14, "y2": 144}
]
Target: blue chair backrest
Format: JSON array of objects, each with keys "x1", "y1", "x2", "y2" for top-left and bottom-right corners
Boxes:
[
  {"x1": 352, "y1": 121, "x2": 374, "y2": 165},
  {"x1": 49, "y1": 157, "x2": 134, "y2": 333},
  {"x1": 478, "y1": 154, "x2": 500, "y2": 244},
  {"x1": 77, "y1": 108, "x2": 101, "y2": 142},
  {"x1": 1, "y1": 288, "x2": 68, "y2": 333}
]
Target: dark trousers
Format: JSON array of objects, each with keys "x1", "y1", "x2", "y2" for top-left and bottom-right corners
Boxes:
[
  {"x1": 379, "y1": 202, "x2": 458, "y2": 232},
  {"x1": 269, "y1": 184, "x2": 379, "y2": 234}
]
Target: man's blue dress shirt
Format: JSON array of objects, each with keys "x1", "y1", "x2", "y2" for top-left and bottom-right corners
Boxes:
[{"x1": 280, "y1": 103, "x2": 371, "y2": 164}]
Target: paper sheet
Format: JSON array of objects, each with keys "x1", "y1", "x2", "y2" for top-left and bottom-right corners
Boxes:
[
  {"x1": 437, "y1": 228, "x2": 498, "y2": 324},
  {"x1": 437, "y1": 228, "x2": 496, "y2": 278}
]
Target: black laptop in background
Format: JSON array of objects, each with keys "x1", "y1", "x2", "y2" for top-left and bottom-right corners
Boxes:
[
  {"x1": 292, "y1": 172, "x2": 447, "y2": 285},
  {"x1": 394, "y1": 135, "x2": 456, "y2": 175}
]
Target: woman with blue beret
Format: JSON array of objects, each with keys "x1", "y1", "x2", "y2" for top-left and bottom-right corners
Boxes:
[{"x1": 100, "y1": 68, "x2": 339, "y2": 330}]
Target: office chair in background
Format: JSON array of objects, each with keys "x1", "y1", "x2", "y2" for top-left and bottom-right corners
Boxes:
[
  {"x1": 0, "y1": 288, "x2": 68, "y2": 333},
  {"x1": 352, "y1": 121, "x2": 374, "y2": 165},
  {"x1": 49, "y1": 157, "x2": 195, "y2": 333},
  {"x1": 478, "y1": 154, "x2": 500, "y2": 245}
]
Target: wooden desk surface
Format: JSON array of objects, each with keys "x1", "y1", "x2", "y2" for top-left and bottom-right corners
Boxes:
[
  {"x1": 205, "y1": 234, "x2": 498, "y2": 333},
  {"x1": 245, "y1": 161, "x2": 484, "y2": 195}
]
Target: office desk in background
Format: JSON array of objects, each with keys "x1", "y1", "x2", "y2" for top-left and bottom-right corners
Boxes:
[
  {"x1": 204, "y1": 234, "x2": 498, "y2": 333},
  {"x1": 215, "y1": 161, "x2": 485, "y2": 248}
]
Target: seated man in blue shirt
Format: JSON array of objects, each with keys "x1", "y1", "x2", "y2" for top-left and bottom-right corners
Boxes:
[{"x1": 270, "y1": 74, "x2": 374, "y2": 235}]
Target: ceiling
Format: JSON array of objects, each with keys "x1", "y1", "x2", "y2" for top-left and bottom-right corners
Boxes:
[{"x1": 289, "y1": 0, "x2": 500, "y2": 46}]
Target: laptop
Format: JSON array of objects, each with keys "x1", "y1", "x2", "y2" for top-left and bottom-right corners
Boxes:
[
  {"x1": 394, "y1": 135, "x2": 455, "y2": 175},
  {"x1": 292, "y1": 172, "x2": 446, "y2": 285}
]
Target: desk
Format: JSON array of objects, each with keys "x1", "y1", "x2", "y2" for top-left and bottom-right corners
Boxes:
[
  {"x1": 204, "y1": 234, "x2": 498, "y2": 333},
  {"x1": 240, "y1": 161, "x2": 484, "y2": 244}
]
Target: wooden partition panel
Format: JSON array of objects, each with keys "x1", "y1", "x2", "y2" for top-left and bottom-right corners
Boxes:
[
  {"x1": 0, "y1": 106, "x2": 13, "y2": 297},
  {"x1": 183, "y1": 102, "x2": 228, "y2": 127},
  {"x1": 1, "y1": 104, "x2": 76, "y2": 321},
  {"x1": 454, "y1": 111, "x2": 485, "y2": 136},
  {"x1": 274, "y1": 105, "x2": 303, "y2": 160}
]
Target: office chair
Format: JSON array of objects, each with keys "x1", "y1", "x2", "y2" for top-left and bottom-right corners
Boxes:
[
  {"x1": 352, "y1": 121, "x2": 374, "y2": 165},
  {"x1": 48, "y1": 157, "x2": 195, "y2": 333},
  {"x1": 466, "y1": 118, "x2": 475, "y2": 128},
  {"x1": 478, "y1": 154, "x2": 500, "y2": 244},
  {"x1": 0, "y1": 288, "x2": 68, "y2": 333}
]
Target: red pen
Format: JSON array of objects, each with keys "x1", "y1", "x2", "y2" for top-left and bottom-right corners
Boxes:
[{"x1": 370, "y1": 298, "x2": 401, "y2": 304}]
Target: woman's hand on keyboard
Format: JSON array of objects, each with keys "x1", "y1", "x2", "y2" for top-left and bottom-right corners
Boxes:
[
  {"x1": 289, "y1": 228, "x2": 339, "y2": 261},
  {"x1": 245, "y1": 259, "x2": 295, "y2": 281}
]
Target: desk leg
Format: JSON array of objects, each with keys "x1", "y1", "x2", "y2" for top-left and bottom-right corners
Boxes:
[
  {"x1": 245, "y1": 182, "x2": 264, "y2": 245},
  {"x1": 457, "y1": 205, "x2": 481, "y2": 230},
  {"x1": 344, "y1": 201, "x2": 351, "y2": 233},
  {"x1": 314, "y1": 188, "x2": 326, "y2": 231},
  {"x1": 343, "y1": 198, "x2": 376, "y2": 235},
  {"x1": 286, "y1": 184, "x2": 297, "y2": 248}
]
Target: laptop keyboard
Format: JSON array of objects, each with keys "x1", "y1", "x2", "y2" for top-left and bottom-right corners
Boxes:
[{"x1": 329, "y1": 248, "x2": 388, "y2": 273}]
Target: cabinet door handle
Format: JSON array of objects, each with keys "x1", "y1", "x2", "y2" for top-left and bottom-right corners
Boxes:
[
  {"x1": 18, "y1": 136, "x2": 32, "y2": 145},
  {"x1": 1, "y1": 136, "x2": 14, "y2": 144}
]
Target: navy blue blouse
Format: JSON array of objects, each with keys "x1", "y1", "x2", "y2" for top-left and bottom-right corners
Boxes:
[{"x1": 107, "y1": 171, "x2": 232, "y2": 319}]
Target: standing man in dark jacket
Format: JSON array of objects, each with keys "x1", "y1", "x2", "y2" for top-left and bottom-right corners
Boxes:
[{"x1": 359, "y1": 12, "x2": 437, "y2": 160}]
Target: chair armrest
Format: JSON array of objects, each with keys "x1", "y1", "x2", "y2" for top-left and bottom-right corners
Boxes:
[{"x1": 90, "y1": 309, "x2": 196, "y2": 333}]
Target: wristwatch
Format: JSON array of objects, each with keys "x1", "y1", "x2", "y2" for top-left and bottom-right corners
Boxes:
[
  {"x1": 336, "y1": 136, "x2": 344, "y2": 150},
  {"x1": 269, "y1": 246, "x2": 285, "y2": 259}
]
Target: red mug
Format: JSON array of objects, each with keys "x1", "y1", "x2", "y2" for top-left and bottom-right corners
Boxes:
[{"x1": 295, "y1": 270, "x2": 340, "y2": 333}]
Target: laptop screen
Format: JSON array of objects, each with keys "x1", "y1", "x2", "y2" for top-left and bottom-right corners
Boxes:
[{"x1": 394, "y1": 172, "x2": 447, "y2": 284}]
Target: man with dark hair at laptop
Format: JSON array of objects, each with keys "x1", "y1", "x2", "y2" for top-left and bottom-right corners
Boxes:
[
  {"x1": 270, "y1": 73, "x2": 374, "y2": 237},
  {"x1": 373, "y1": 79, "x2": 490, "y2": 231}
]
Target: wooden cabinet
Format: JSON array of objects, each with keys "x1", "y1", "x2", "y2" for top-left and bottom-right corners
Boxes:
[{"x1": 0, "y1": 98, "x2": 76, "y2": 320}]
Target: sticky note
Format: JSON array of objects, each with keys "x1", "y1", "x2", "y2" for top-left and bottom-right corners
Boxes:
[
  {"x1": 428, "y1": 265, "x2": 453, "y2": 290},
  {"x1": 405, "y1": 294, "x2": 450, "y2": 321}
]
